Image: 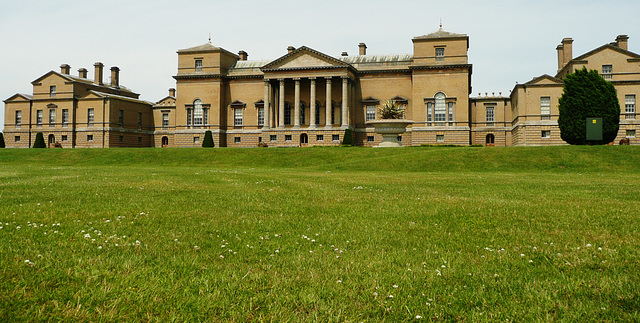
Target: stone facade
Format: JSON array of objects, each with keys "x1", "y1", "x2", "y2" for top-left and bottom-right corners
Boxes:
[{"x1": 3, "y1": 30, "x2": 639, "y2": 147}]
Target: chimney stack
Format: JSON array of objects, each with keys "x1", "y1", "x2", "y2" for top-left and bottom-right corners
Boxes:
[
  {"x1": 359, "y1": 42, "x2": 367, "y2": 55},
  {"x1": 60, "y1": 64, "x2": 70, "y2": 75},
  {"x1": 616, "y1": 35, "x2": 629, "y2": 51},
  {"x1": 169, "y1": 88, "x2": 176, "y2": 97},
  {"x1": 94, "y1": 62, "x2": 104, "y2": 85},
  {"x1": 78, "y1": 68, "x2": 88, "y2": 79},
  {"x1": 287, "y1": 46, "x2": 296, "y2": 54},
  {"x1": 238, "y1": 50, "x2": 248, "y2": 61},
  {"x1": 561, "y1": 38, "x2": 573, "y2": 67},
  {"x1": 556, "y1": 44, "x2": 564, "y2": 71},
  {"x1": 110, "y1": 66, "x2": 120, "y2": 88},
  {"x1": 341, "y1": 51, "x2": 348, "y2": 57}
]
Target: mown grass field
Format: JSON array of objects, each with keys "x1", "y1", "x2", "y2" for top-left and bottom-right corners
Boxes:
[{"x1": 0, "y1": 146, "x2": 639, "y2": 321}]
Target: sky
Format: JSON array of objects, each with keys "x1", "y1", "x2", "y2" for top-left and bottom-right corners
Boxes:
[{"x1": 2, "y1": 0, "x2": 639, "y2": 132}]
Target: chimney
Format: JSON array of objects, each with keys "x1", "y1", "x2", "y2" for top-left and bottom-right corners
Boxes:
[
  {"x1": 359, "y1": 42, "x2": 367, "y2": 55},
  {"x1": 238, "y1": 50, "x2": 248, "y2": 61},
  {"x1": 110, "y1": 66, "x2": 120, "y2": 88},
  {"x1": 169, "y1": 88, "x2": 176, "y2": 97},
  {"x1": 616, "y1": 34, "x2": 629, "y2": 51},
  {"x1": 60, "y1": 64, "x2": 70, "y2": 75},
  {"x1": 562, "y1": 38, "x2": 573, "y2": 67},
  {"x1": 78, "y1": 68, "x2": 88, "y2": 79},
  {"x1": 94, "y1": 62, "x2": 104, "y2": 85},
  {"x1": 341, "y1": 51, "x2": 348, "y2": 57},
  {"x1": 556, "y1": 44, "x2": 564, "y2": 71},
  {"x1": 287, "y1": 46, "x2": 296, "y2": 54}
]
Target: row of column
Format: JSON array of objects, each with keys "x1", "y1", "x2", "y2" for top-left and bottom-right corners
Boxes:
[{"x1": 262, "y1": 76, "x2": 350, "y2": 129}]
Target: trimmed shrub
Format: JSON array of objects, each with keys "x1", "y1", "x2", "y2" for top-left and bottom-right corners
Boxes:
[
  {"x1": 558, "y1": 68, "x2": 620, "y2": 145},
  {"x1": 202, "y1": 131, "x2": 215, "y2": 147},
  {"x1": 33, "y1": 132, "x2": 46, "y2": 148},
  {"x1": 342, "y1": 128, "x2": 354, "y2": 146},
  {"x1": 0, "y1": 132, "x2": 5, "y2": 148}
]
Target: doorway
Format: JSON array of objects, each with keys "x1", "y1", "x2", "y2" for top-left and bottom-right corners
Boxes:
[
  {"x1": 48, "y1": 134, "x2": 55, "y2": 148},
  {"x1": 161, "y1": 136, "x2": 169, "y2": 148},
  {"x1": 486, "y1": 134, "x2": 495, "y2": 146},
  {"x1": 300, "y1": 133, "x2": 309, "y2": 147}
]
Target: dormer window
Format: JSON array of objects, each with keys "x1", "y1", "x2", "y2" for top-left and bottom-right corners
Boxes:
[
  {"x1": 435, "y1": 47, "x2": 445, "y2": 61},
  {"x1": 602, "y1": 65, "x2": 612, "y2": 79},
  {"x1": 49, "y1": 85, "x2": 56, "y2": 97},
  {"x1": 195, "y1": 59, "x2": 203, "y2": 72}
]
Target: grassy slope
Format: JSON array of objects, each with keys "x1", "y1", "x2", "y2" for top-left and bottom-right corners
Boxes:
[{"x1": 0, "y1": 146, "x2": 639, "y2": 321}]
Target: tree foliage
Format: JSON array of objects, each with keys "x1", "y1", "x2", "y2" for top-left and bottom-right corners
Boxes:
[
  {"x1": 342, "y1": 128, "x2": 353, "y2": 146},
  {"x1": 202, "y1": 130, "x2": 215, "y2": 147},
  {"x1": 33, "y1": 132, "x2": 46, "y2": 148},
  {"x1": 558, "y1": 68, "x2": 620, "y2": 145},
  {"x1": 0, "y1": 132, "x2": 5, "y2": 148}
]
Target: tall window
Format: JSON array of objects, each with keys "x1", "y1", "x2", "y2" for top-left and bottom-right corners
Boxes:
[
  {"x1": 540, "y1": 96, "x2": 551, "y2": 120},
  {"x1": 138, "y1": 112, "x2": 142, "y2": 128},
  {"x1": 625, "y1": 95, "x2": 636, "y2": 119},
  {"x1": 315, "y1": 102, "x2": 320, "y2": 125},
  {"x1": 427, "y1": 102, "x2": 433, "y2": 122},
  {"x1": 331, "y1": 105, "x2": 336, "y2": 124},
  {"x1": 195, "y1": 59, "x2": 203, "y2": 72},
  {"x1": 300, "y1": 102, "x2": 306, "y2": 125},
  {"x1": 15, "y1": 111, "x2": 22, "y2": 127},
  {"x1": 448, "y1": 102, "x2": 454, "y2": 123},
  {"x1": 49, "y1": 85, "x2": 56, "y2": 97},
  {"x1": 486, "y1": 106, "x2": 495, "y2": 123},
  {"x1": 284, "y1": 102, "x2": 292, "y2": 125},
  {"x1": 88, "y1": 108, "x2": 94, "y2": 126},
  {"x1": 258, "y1": 107, "x2": 264, "y2": 126},
  {"x1": 435, "y1": 47, "x2": 445, "y2": 61},
  {"x1": 187, "y1": 108, "x2": 192, "y2": 126},
  {"x1": 366, "y1": 105, "x2": 376, "y2": 121},
  {"x1": 37, "y1": 110, "x2": 43, "y2": 126},
  {"x1": 49, "y1": 109, "x2": 56, "y2": 127},
  {"x1": 193, "y1": 99, "x2": 203, "y2": 125},
  {"x1": 62, "y1": 109, "x2": 69, "y2": 127},
  {"x1": 234, "y1": 108, "x2": 243, "y2": 126},
  {"x1": 162, "y1": 113, "x2": 169, "y2": 128},
  {"x1": 118, "y1": 110, "x2": 124, "y2": 127},
  {"x1": 602, "y1": 65, "x2": 612, "y2": 79},
  {"x1": 434, "y1": 93, "x2": 446, "y2": 122}
]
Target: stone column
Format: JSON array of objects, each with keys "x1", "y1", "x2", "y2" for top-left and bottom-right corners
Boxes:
[
  {"x1": 341, "y1": 77, "x2": 349, "y2": 127},
  {"x1": 278, "y1": 79, "x2": 285, "y2": 128},
  {"x1": 263, "y1": 80, "x2": 270, "y2": 129},
  {"x1": 325, "y1": 77, "x2": 332, "y2": 128},
  {"x1": 294, "y1": 78, "x2": 301, "y2": 128},
  {"x1": 309, "y1": 78, "x2": 316, "y2": 128}
]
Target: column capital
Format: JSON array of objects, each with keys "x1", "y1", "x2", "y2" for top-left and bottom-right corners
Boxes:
[
  {"x1": 324, "y1": 76, "x2": 332, "y2": 81},
  {"x1": 278, "y1": 78, "x2": 285, "y2": 82},
  {"x1": 309, "y1": 77, "x2": 316, "y2": 81},
  {"x1": 294, "y1": 78, "x2": 301, "y2": 82}
]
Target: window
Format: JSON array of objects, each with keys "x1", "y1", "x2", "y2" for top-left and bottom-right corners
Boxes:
[
  {"x1": 15, "y1": 136, "x2": 20, "y2": 142},
  {"x1": 15, "y1": 111, "x2": 21, "y2": 127},
  {"x1": 88, "y1": 108, "x2": 94, "y2": 126},
  {"x1": 397, "y1": 136, "x2": 402, "y2": 142},
  {"x1": 315, "y1": 102, "x2": 320, "y2": 125},
  {"x1": 49, "y1": 85, "x2": 56, "y2": 97},
  {"x1": 118, "y1": 110, "x2": 124, "y2": 127},
  {"x1": 436, "y1": 135, "x2": 444, "y2": 142},
  {"x1": 486, "y1": 106, "x2": 495, "y2": 123},
  {"x1": 540, "y1": 96, "x2": 551, "y2": 120},
  {"x1": 234, "y1": 108, "x2": 243, "y2": 126},
  {"x1": 258, "y1": 107, "x2": 264, "y2": 126},
  {"x1": 61, "y1": 135, "x2": 67, "y2": 142},
  {"x1": 138, "y1": 112, "x2": 142, "y2": 128},
  {"x1": 138, "y1": 137, "x2": 142, "y2": 143},
  {"x1": 434, "y1": 93, "x2": 446, "y2": 122},
  {"x1": 300, "y1": 102, "x2": 306, "y2": 125},
  {"x1": 234, "y1": 137, "x2": 241, "y2": 143},
  {"x1": 49, "y1": 109, "x2": 56, "y2": 127},
  {"x1": 258, "y1": 137, "x2": 262, "y2": 143},
  {"x1": 285, "y1": 135, "x2": 292, "y2": 141},
  {"x1": 332, "y1": 134, "x2": 340, "y2": 141},
  {"x1": 193, "y1": 136, "x2": 200, "y2": 143},
  {"x1": 119, "y1": 135, "x2": 124, "y2": 142},
  {"x1": 366, "y1": 105, "x2": 376, "y2": 121},
  {"x1": 448, "y1": 102, "x2": 454, "y2": 123},
  {"x1": 162, "y1": 113, "x2": 169, "y2": 128},
  {"x1": 626, "y1": 130, "x2": 636, "y2": 138},
  {"x1": 367, "y1": 135, "x2": 374, "y2": 142},
  {"x1": 270, "y1": 135, "x2": 277, "y2": 141},
  {"x1": 62, "y1": 109, "x2": 69, "y2": 127},
  {"x1": 87, "y1": 134, "x2": 93, "y2": 141},
  {"x1": 37, "y1": 110, "x2": 43, "y2": 125},
  {"x1": 625, "y1": 95, "x2": 636, "y2": 119},
  {"x1": 187, "y1": 107, "x2": 192, "y2": 126},
  {"x1": 316, "y1": 134, "x2": 324, "y2": 141},
  {"x1": 542, "y1": 130, "x2": 551, "y2": 138},
  {"x1": 427, "y1": 102, "x2": 433, "y2": 122},
  {"x1": 331, "y1": 106, "x2": 336, "y2": 125},
  {"x1": 602, "y1": 65, "x2": 612, "y2": 79},
  {"x1": 284, "y1": 103, "x2": 292, "y2": 125},
  {"x1": 435, "y1": 47, "x2": 445, "y2": 61},
  {"x1": 193, "y1": 99, "x2": 204, "y2": 125},
  {"x1": 195, "y1": 59, "x2": 203, "y2": 72}
]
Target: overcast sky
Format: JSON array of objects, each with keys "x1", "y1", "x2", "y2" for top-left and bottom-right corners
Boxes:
[{"x1": 2, "y1": 0, "x2": 639, "y2": 132}]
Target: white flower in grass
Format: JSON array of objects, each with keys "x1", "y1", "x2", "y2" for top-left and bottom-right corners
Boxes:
[
  {"x1": 336, "y1": 280, "x2": 342, "y2": 283},
  {"x1": 135, "y1": 240, "x2": 141, "y2": 246},
  {"x1": 392, "y1": 284, "x2": 398, "y2": 289},
  {"x1": 520, "y1": 254, "x2": 525, "y2": 257},
  {"x1": 219, "y1": 255, "x2": 224, "y2": 259},
  {"x1": 194, "y1": 246, "x2": 200, "y2": 250},
  {"x1": 25, "y1": 259, "x2": 34, "y2": 266},
  {"x1": 441, "y1": 265, "x2": 446, "y2": 268},
  {"x1": 98, "y1": 246, "x2": 102, "y2": 249},
  {"x1": 416, "y1": 315, "x2": 423, "y2": 319},
  {"x1": 529, "y1": 260, "x2": 533, "y2": 263},
  {"x1": 586, "y1": 243, "x2": 592, "y2": 248},
  {"x1": 388, "y1": 295, "x2": 394, "y2": 298},
  {"x1": 436, "y1": 269, "x2": 441, "y2": 276}
]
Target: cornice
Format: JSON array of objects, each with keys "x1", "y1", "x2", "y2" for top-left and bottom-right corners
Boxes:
[{"x1": 173, "y1": 74, "x2": 223, "y2": 80}]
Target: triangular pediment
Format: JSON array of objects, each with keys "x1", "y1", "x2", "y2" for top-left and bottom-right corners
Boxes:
[
  {"x1": 31, "y1": 71, "x2": 74, "y2": 85},
  {"x1": 573, "y1": 44, "x2": 640, "y2": 61},
  {"x1": 525, "y1": 74, "x2": 563, "y2": 85},
  {"x1": 262, "y1": 46, "x2": 351, "y2": 70},
  {"x1": 4, "y1": 93, "x2": 33, "y2": 102}
]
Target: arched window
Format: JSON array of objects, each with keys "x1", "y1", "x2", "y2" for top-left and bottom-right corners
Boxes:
[
  {"x1": 434, "y1": 93, "x2": 446, "y2": 122},
  {"x1": 193, "y1": 99, "x2": 204, "y2": 126}
]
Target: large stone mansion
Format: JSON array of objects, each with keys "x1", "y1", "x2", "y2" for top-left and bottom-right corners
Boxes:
[{"x1": 3, "y1": 29, "x2": 639, "y2": 147}]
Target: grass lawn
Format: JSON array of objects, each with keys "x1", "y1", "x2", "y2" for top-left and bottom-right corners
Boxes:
[{"x1": 0, "y1": 146, "x2": 639, "y2": 321}]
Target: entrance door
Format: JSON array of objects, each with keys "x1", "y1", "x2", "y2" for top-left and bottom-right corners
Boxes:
[
  {"x1": 300, "y1": 133, "x2": 309, "y2": 147},
  {"x1": 486, "y1": 134, "x2": 495, "y2": 147},
  {"x1": 48, "y1": 134, "x2": 55, "y2": 148},
  {"x1": 161, "y1": 136, "x2": 169, "y2": 148}
]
